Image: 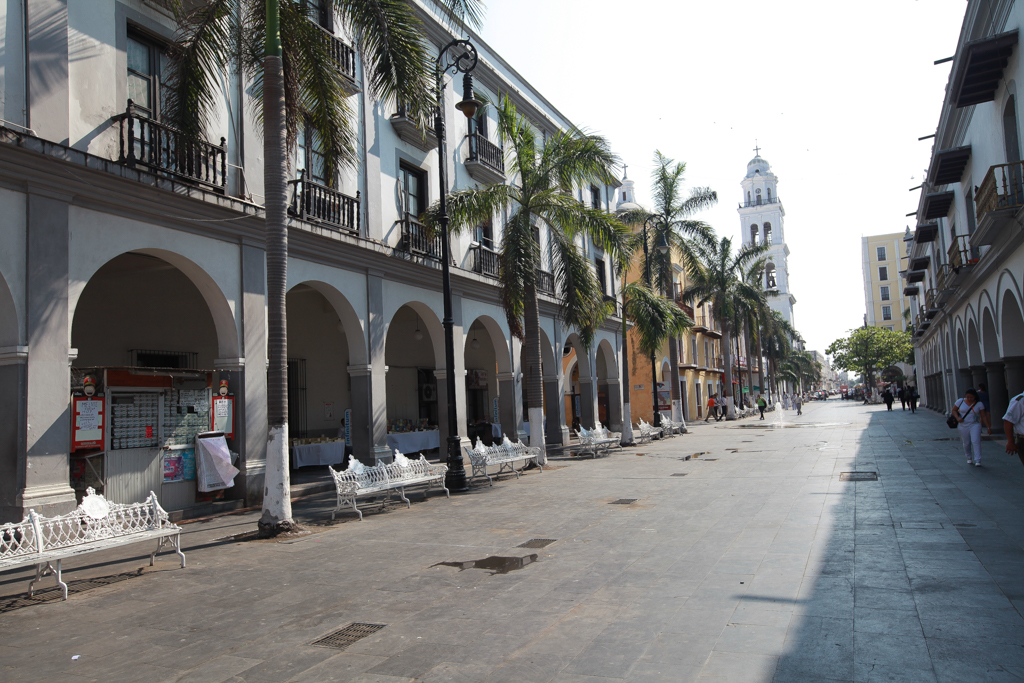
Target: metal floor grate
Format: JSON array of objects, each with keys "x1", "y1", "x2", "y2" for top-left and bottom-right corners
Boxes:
[
  {"x1": 610, "y1": 499, "x2": 638, "y2": 505},
  {"x1": 671, "y1": 473, "x2": 688, "y2": 477},
  {"x1": 310, "y1": 623, "x2": 387, "y2": 650},
  {"x1": 840, "y1": 471, "x2": 878, "y2": 481},
  {"x1": 517, "y1": 538, "x2": 557, "y2": 549}
]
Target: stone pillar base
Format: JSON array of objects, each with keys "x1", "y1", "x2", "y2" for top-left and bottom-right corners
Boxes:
[{"x1": 20, "y1": 483, "x2": 78, "y2": 517}]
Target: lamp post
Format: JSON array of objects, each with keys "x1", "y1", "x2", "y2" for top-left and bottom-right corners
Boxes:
[
  {"x1": 643, "y1": 214, "x2": 670, "y2": 427},
  {"x1": 434, "y1": 39, "x2": 482, "y2": 492}
]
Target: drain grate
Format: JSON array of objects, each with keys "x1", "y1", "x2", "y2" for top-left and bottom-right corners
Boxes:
[
  {"x1": 840, "y1": 471, "x2": 878, "y2": 481},
  {"x1": 610, "y1": 499, "x2": 638, "y2": 505},
  {"x1": 517, "y1": 538, "x2": 557, "y2": 549},
  {"x1": 671, "y1": 473, "x2": 688, "y2": 477},
  {"x1": 310, "y1": 623, "x2": 387, "y2": 650}
]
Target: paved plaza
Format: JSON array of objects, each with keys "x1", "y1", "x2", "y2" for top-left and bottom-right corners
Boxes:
[{"x1": 4, "y1": 399, "x2": 1024, "y2": 682}]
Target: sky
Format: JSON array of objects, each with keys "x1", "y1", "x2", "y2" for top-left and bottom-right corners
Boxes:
[{"x1": 479, "y1": 0, "x2": 966, "y2": 355}]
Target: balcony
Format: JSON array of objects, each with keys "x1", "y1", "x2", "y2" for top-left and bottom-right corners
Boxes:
[
  {"x1": 914, "y1": 222, "x2": 938, "y2": 244},
  {"x1": 465, "y1": 133, "x2": 505, "y2": 185},
  {"x1": 925, "y1": 288, "x2": 942, "y2": 318},
  {"x1": 675, "y1": 298, "x2": 695, "y2": 320},
  {"x1": 114, "y1": 101, "x2": 227, "y2": 193},
  {"x1": 922, "y1": 191, "x2": 955, "y2": 220},
  {"x1": 691, "y1": 316, "x2": 708, "y2": 333},
  {"x1": 713, "y1": 355, "x2": 725, "y2": 371},
  {"x1": 948, "y1": 234, "x2": 979, "y2": 271},
  {"x1": 973, "y1": 161, "x2": 1024, "y2": 246},
  {"x1": 536, "y1": 269, "x2": 555, "y2": 295},
  {"x1": 471, "y1": 241, "x2": 499, "y2": 278},
  {"x1": 310, "y1": 21, "x2": 359, "y2": 94},
  {"x1": 738, "y1": 196, "x2": 781, "y2": 208},
  {"x1": 390, "y1": 104, "x2": 438, "y2": 152},
  {"x1": 700, "y1": 316, "x2": 723, "y2": 338},
  {"x1": 400, "y1": 214, "x2": 442, "y2": 260},
  {"x1": 679, "y1": 353, "x2": 697, "y2": 370},
  {"x1": 935, "y1": 264, "x2": 956, "y2": 302},
  {"x1": 903, "y1": 284, "x2": 920, "y2": 296},
  {"x1": 288, "y1": 171, "x2": 359, "y2": 233}
]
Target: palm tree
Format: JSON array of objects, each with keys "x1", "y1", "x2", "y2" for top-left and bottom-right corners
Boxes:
[
  {"x1": 760, "y1": 310, "x2": 797, "y2": 398},
  {"x1": 621, "y1": 152, "x2": 716, "y2": 425},
  {"x1": 428, "y1": 95, "x2": 629, "y2": 461},
  {"x1": 165, "y1": 0, "x2": 482, "y2": 535},
  {"x1": 683, "y1": 237, "x2": 769, "y2": 420}
]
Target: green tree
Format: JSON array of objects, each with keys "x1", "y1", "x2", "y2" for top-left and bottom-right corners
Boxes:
[
  {"x1": 827, "y1": 327, "x2": 913, "y2": 398},
  {"x1": 165, "y1": 0, "x2": 482, "y2": 535},
  {"x1": 428, "y1": 95, "x2": 629, "y2": 460},
  {"x1": 760, "y1": 310, "x2": 798, "y2": 396},
  {"x1": 683, "y1": 237, "x2": 769, "y2": 419}
]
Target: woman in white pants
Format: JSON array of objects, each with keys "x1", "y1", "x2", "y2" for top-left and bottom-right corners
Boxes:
[{"x1": 953, "y1": 388, "x2": 992, "y2": 466}]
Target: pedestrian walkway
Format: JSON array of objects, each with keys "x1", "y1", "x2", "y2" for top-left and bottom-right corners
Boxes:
[{"x1": 3, "y1": 399, "x2": 1024, "y2": 682}]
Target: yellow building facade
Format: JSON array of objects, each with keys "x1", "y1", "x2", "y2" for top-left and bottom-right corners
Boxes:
[{"x1": 862, "y1": 232, "x2": 911, "y2": 331}]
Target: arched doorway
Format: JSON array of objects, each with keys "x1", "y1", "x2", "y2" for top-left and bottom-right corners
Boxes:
[
  {"x1": 285, "y1": 283, "x2": 353, "y2": 467},
  {"x1": 71, "y1": 251, "x2": 230, "y2": 507},
  {"x1": 562, "y1": 332, "x2": 594, "y2": 430},
  {"x1": 0, "y1": 271, "x2": 23, "y2": 521},
  {"x1": 596, "y1": 339, "x2": 621, "y2": 430},
  {"x1": 464, "y1": 316, "x2": 511, "y2": 444},
  {"x1": 1002, "y1": 290, "x2": 1024, "y2": 395},
  {"x1": 384, "y1": 304, "x2": 443, "y2": 457}
]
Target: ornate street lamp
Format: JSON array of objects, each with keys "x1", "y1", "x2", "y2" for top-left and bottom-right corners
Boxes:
[
  {"x1": 434, "y1": 39, "x2": 481, "y2": 492},
  {"x1": 643, "y1": 214, "x2": 670, "y2": 427}
]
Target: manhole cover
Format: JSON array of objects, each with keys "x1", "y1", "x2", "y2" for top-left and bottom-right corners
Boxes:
[
  {"x1": 517, "y1": 538, "x2": 556, "y2": 549},
  {"x1": 840, "y1": 472, "x2": 878, "y2": 481},
  {"x1": 310, "y1": 623, "x2": 387, "y2": 650},
  {"x1": 610, "y1": 499, "x2": 638, "y2": 505},
  {"x1": 671, "y1": 473, "x2": 688, "y2": 477}
]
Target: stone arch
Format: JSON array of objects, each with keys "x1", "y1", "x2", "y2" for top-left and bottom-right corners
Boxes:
[
  {"x1": 387, "y1": 301, "x2": 445, "y2": 368},
  {"x1": 981, "y1": 306, "x2": 1000, "y2": 362},
  {"x1": 290, "y1": 281, "x2": 367, "y2": 365},
  {"x1": 0, "y1": 270, "x2": 18, "y2": 347},
  {"x1": 70, "y1": 249, "x2": 238, "y2": 360},
  {"x1": 467, "y1": 315, "x2": 511, "y2": 374},
  {"x1": 1002, "y1": 289, "x2": 1024, "y2": 357},
  {"x1": 596, "y1": 339, "x2": 618, "y2": 380},
  {"x1": 967, "y1": 319, "x2": 983, "y2": 367},
  {"x1": 465, "y1": 314, "x2": 513, "y2": 441},
  {"x1": 956, "y1": 325, "x2": 969, "y2": 367}
]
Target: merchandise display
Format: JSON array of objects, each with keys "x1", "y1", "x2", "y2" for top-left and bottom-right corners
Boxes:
[
  {"x1": 163, "y1": 389, "x2": 210, "y2": 447},
  {"x1": 110, "y1": 393, "x2": 160, "y2": 450}
]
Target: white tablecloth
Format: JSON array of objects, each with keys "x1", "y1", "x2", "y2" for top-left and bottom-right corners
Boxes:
[
  {"x1": 291, "y1": 441, "x2": 347, "y2": 468},
  {"x1": 386, "y1": 430, "x2": 440, "y2": 454}
]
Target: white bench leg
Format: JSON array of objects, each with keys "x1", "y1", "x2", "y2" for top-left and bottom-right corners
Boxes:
[
  {"x1": 398, "y1": 486, "x2": 411, "y2": 508},
  {"x1": 56, "y1": 560, "x2": 67, "y2": 600},
  {"x1": 174, "y1": 533, "x2": 186, "y2": 568}
]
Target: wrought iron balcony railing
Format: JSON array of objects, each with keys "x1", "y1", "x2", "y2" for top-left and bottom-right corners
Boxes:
[
  {"x1": 114, "y1": 100, "x2": 227, "y2": 192},
  {"x1": 310, "y1": 21, "x2": 358, "y2": 90},
  {"x1": 471, "y1": 242, "x2": 499, "y2": 278},
  {"x1": 976, "y1": 160, "x2": 1024, "y2": 223},
  {"x1": 947, "y1": 234, "x2": 979, "y2": 270},
  {"x1": 288, "y1": 171, "x2": 360, "y2": 233},
  {"x1": 467, "y1": 133, "x2": 504, "y2": 175},
  {"x1": 401, "y1": 214, "x2": 441, "y2": 260},
  {"x1": 536, "y1": 269, "x2": 555, "y2": 295}
]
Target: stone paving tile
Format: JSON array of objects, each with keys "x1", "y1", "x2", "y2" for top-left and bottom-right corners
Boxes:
[{"x1": 6, "y1": 401, "x2": 1024, "y2": 682}]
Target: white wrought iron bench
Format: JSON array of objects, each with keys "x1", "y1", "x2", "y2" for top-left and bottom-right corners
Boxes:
[
  {"x1": 329, "y1": 452, "x2": 449, "y2": 520},
  {"x1": 0, "y1": 488, "x2": 185, "y2": 601},
  {"x1": 463, "y1": 436, "x2": 543, "y2": 485},
  {"x1": 661, "y1": 418, "x2": 685, "y2": 436},
  {"x1": 636, "y1": 418, "x2": 661, "y2": 444},
  {"x1": 575, "y1": 424, "x2": 620, "y2": 458}
]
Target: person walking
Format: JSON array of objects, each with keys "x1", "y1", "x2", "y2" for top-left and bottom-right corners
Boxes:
[
  {"x1": 978, "y1": 382, "x2": 990, "y2": 416},
  {"x1": 705, "y1": 394, "x2": 716, "y2": 423},
  {"x1": 1002, "y1": 391, "x2": 1024, "y2": 467},
  {"x1": 757, "y1": 394, "x2": 767, "y2": 420},
  {"x1": 898, "y1": 386, "x2": 907, "y2": 411},
  {"x1": 908, "y1": 386, "x2": 919, "y2": 414},
  {"x1": 953, "y1": 388, "x2": 992, "y2": 467},
  {"x1": 794, "y1": 392, "x2": 803, "y2": 416},
  {"x1": 883, "y1": 387, "x2": 894, "y2": 411}
]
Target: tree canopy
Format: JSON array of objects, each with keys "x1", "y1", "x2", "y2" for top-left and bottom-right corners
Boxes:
[{"x1": 827, "y1": 327, "x2": 913, "y2": 386}]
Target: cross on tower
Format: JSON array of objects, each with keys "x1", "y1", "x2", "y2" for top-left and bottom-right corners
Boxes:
[{"x1": 753, "y1": 141, "x2": 761, "y2": 156}]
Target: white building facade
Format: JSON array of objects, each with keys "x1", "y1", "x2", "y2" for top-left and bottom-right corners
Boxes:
[
  {"x1": 0, "y1": 0, "x2": 625, "y2": 521},
  {"x1": 907, "y1": 0, "x2": 1024, "y2": 420},
  {"x1": 737, "y1": 154, "x2": 797, "y2": 327}
]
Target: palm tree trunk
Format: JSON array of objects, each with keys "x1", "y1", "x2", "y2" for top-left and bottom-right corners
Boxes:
[
  {"x1": 722, "y1": 328, "x2": 735, "y2": 420},
  {"x1": 523, "y1": 282, "x2": 547, "y2": 463},
  {"x1": 620, "y1": 312, "x2": 634, "y2": 445},
  {"x1": 259, "y1": 0, "x2": 295, "y2": 535},
  {"x1": 744, "y1": 321, "x2": 754, "y2": 404},
  {"x1": 757, "y1": 339, "x2": 766, "y2": 404}
]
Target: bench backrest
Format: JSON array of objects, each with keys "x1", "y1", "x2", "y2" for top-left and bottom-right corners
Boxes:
[{"x1": 0, "y1": 488, "x2": 174, "y2": 560}]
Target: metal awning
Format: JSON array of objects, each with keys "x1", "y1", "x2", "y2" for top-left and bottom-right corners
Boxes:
[
  {"x1": 907, "y1": 270, "x2": 927, "y2": 283},
  {"x1": 915, "y1": 222, "x2": 939, "y2": 243},
  {"x1": 928, "y1": 146, "x2": 972, "y2": 185},
  {"x1": 910, "y1": 255, "x2": 931, "y2": 270},
  {"x1": 952, "y1": 30, "x2": 1019, "y2": 107},
  {"x1": 904, "y1": 285, "x2": 920, "y2": 296},
  {"x1": 923, "y1": 191, "x2": 955, "y2": 220}
]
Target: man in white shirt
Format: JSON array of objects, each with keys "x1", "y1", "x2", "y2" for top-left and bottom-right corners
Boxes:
[{"x1": 1003, "y1": 391, "x2": 1024, "y2": 466}]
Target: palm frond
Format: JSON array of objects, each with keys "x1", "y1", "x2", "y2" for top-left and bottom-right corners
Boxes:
[
  {"x1": 622, "y1": 280, "x2": 692, "y2": 357},
  {"x1": 551, "y1": 229, "x2": 608, "y2": 349}
]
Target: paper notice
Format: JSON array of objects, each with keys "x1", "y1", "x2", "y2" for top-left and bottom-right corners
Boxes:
[
  {"x1": 216, "y1": 400, "x2": 229, "y2": 417},
  {"x1": 78, "y1": 400, "x2": 101, "y2": 431}
]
